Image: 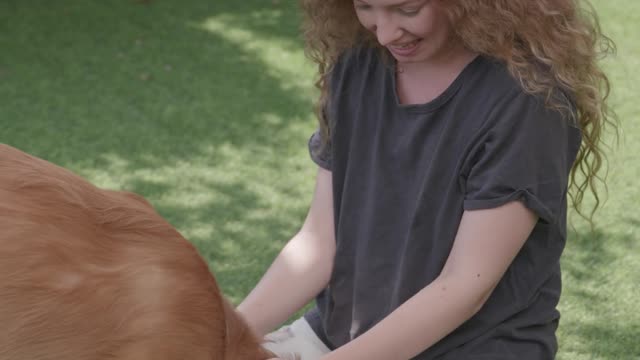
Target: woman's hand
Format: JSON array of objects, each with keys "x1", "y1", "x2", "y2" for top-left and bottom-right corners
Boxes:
[
  {"x1": 265, "y1": 351, "x2": 301, "y2": 360},
  {"x1": 267, "y1": 355, "x2": 300, "y2": 360}
]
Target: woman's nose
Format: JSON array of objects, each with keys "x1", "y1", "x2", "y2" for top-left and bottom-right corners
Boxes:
[{"x1": 373, "y1": 17, "x2": 402, "y2": 46}]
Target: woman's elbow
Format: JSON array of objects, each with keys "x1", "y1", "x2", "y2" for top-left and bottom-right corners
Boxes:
[{"x1": 435, "y1": 274, "x2": 498, "y2": 317}]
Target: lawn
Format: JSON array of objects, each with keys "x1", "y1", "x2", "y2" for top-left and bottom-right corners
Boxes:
[{"x1": 0, "y1": 1, "x2": 637, "y2": 358}]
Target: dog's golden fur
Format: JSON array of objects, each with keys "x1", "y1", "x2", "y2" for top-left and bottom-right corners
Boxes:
[{"x1": 0, "y1": 144, "x2": 273, "y2": 360}]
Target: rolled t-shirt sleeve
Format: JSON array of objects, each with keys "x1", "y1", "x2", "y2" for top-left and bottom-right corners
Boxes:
[
  {"x1": 309, "y1": 129, "x2": 332, "y2": 170},
  {"x1": 306, "y1": 50, "x2": 353, "y2": 172},
  {"x1": 462, "y1": 92, "x2": 582, "y2": 224}
]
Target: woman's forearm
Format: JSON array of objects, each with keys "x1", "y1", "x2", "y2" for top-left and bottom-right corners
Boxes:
[
  {"x1": 322, "y1": 203, "x2": 536, "y2": 359},
  {"x1": 321, "y1": 274, "x2": 490, "y2": 360},
  {"x1": 239, "y1": 168, "x2": 336, "y2": 337},
  {"x1": 237, "y1": 230, "x2": 335, "y2": 337}
]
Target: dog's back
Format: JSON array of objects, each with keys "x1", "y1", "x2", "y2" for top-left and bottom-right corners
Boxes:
[{"x1": 0, "y1": 144, "x2": 271, "y2": 360}]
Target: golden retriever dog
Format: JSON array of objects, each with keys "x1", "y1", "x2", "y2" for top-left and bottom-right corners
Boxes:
[{"x1": 0, "y1": 144, "x2": 273, "y2": 360}]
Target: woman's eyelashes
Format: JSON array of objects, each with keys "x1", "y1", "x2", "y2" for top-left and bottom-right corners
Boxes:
[
  {"x1": 354, "y1": 1, "x2": 371, "y2": 11},
  {"x1": 353, "y1": 2, "x2": 422, "y2": 16},
  {"x1": 397, "y1": 7, "x2": 421, "y2": 16}
]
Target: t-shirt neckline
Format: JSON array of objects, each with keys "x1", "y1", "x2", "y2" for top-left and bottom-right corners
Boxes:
[{"x1": 387, "y1": 55, "x2": 484, "y2": 114}]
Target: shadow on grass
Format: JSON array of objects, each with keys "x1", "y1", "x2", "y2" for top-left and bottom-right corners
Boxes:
[
  {"x1": 139, "y1": 0, "x2": 305, "y2": 47},
  {"x1": 571, "y1": 322, "x2": 640, "y2": 358},
  {"x1": 561, "y1": 227, "x2": 639, "y2": 357},
  {"x1": 1, "y1": 2, "x2": 311, "y2": 160},
  {"x1": 0, "y1": 0, "x2": 316, "y2": 300}
]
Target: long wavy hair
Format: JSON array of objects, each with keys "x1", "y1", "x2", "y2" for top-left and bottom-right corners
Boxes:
[{"x1": 300, "y1": 0, "x2": 618, "y2": 224}]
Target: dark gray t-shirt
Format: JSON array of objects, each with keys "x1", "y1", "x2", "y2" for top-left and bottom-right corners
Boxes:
[{"x1": 303, "y1": 46, "x2": 581, "y2": 359}]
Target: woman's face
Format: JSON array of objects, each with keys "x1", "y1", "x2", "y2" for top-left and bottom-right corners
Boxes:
[{"x1": 353, "y1": 0, "x2": 456, "y2": 64}]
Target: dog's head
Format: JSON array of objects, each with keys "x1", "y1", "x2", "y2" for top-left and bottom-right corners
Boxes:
[{"x1": 0, "y1": 144, "x2": 273, "y2": 360}]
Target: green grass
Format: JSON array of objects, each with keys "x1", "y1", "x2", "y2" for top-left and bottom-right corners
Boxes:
[
  {"x1": 0, "y1": 0, "x2": 317, "y2": 300},
  {"x1": 0, "y1": 1, "x2": 637, "y2": 358},
  {"x1": 555, "y1": 1, "x2": 640, "y2": 359}
]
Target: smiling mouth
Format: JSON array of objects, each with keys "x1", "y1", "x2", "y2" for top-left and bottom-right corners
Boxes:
[
  {"x1": 393, "y1": 39, "x2": 421, "y2": 49},
  {"x1": 388, "y1": 39, "x2": 422, "y2": 55}
]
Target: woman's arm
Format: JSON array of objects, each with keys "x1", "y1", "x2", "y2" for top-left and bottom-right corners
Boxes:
[
  {"x1": 237, "y1": 168, "x2": 336, "y2": 337},
  {"x1": 321, "y1": 200, "x2": 538, "y2": 360}
]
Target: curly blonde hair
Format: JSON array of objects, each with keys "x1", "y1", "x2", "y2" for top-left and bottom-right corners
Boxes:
[{"x1": 300, "y1": 0, "x2": 617, "y2": 224}]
